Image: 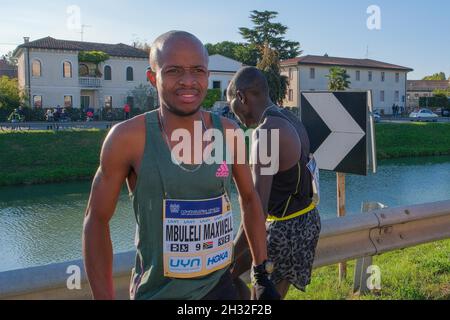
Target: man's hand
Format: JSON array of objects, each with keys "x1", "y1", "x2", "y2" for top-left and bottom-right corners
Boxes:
[{"x1": 253, "y1": 273, "x2": 281, "y2": 300}]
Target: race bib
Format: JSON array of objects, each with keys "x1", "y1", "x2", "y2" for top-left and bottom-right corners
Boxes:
[
  {"x1": 163, "y1": 194, "x2": 233, "y2": 279},
  {"x1": 307, "y1": 155, "x2": 320, "y2": 206}
]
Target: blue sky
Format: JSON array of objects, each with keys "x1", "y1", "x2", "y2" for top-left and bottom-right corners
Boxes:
[{"x1": 1, "y1": 0, "x2": 449, "y2": 79}]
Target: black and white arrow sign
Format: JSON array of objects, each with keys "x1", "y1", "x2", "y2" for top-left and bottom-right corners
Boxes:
[{"x1": 301, "y1": 91, "x2": 368, "y2": 176}]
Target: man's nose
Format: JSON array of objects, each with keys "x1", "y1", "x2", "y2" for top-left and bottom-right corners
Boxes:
[{"x1": 179, "y1": 70, "x2": 197, "y2": 86}]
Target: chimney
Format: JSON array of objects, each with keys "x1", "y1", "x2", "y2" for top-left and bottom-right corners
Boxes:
[{"x1": 23, "y1": 37, "x2": 30, "y2": 43}]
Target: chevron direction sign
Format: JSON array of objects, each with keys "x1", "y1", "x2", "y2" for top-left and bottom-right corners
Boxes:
[{"x1": 301, "y1": 91, "x2": 369, "y2": 176}]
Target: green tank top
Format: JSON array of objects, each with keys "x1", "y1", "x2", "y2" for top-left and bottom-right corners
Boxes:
[{"x1": 129, "y1": 110, "x2": 233, "y2": 300}]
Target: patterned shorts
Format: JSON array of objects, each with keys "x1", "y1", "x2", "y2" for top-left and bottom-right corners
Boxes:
[{"x1": 267, "y1": 208, "x2": 321, "y2": 291}]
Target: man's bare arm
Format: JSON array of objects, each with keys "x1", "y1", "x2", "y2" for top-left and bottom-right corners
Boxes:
[
  {"x1": 223, "y1": 119, "x2": 267, "y2": 265},
  {"x1": 82, "y1": 124, "x2": 132, "y2": 300}
]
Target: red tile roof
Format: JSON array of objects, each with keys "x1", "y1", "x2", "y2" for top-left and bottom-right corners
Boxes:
[
  {"x1": 281, "y1": 55, "x2": 413, "y2": 72},
  {"x1": 15, "y1": 37, "x2": 148, "y2": 59}
]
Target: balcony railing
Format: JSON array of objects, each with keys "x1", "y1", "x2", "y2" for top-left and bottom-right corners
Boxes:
[{"x1": 79, "y1": 77, "x2": 102, "y2": 88}]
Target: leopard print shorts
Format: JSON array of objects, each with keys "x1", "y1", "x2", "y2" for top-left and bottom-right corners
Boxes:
[{"x1": 267, "y1": 208, "x2": 321, "y2": 291}]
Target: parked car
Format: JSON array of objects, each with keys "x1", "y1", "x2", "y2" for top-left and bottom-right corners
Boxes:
[
  {"x1": 373, "y1": 111, "x2": 381, "y2": 123},
  {"x1": 409, "y1": 109, "x2": 439, "y2": 122}
]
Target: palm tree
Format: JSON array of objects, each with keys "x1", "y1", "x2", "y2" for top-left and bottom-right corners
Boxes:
[{"x1": 326, "y1": 67, "x2": 351, "y2": 91}]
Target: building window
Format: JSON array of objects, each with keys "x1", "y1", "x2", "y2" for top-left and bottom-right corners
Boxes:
[
  {"x1": 402, "y1": 95, "x2": 405, "y2": 103},
  {"x1": 213, "y1": 81, "x2": 221, "y2": 89},
  {"x1": 381, "y1": 72, "x2": 385, "y2": 82},
  {"x1": 104, "y1": 66, "x2": 112, "y2": 80},
  {"x1": 356, "y1": 70, "x2": 360, "y2": 81},
  {"x1": 288, "y1": 89, "x2": 294, "y2": 102},
  {"x1": 63, "y1": 61, "x2": 72, "y2": 78},
  {"x1": 395, "y1": 73, "x2": 400, "y2": 83},
  {"x1": 64, "y1": 95, "x2": 73, "y2": 108},
  {"x1": 32, "y1": 60, "x2": 41, "y2": 77},
  {"x1": 104, "y1": 96, "x2": 112, "y2": 109},
  {"x1": 395, "y1": 91, "x2": 400, "y2": 102},
  {"x1": 79, "y1": 64, "x2": 89, "y2": 77},
  {"x1": 368, "y1": 71, "x2": 373, "y2": 82},
  {"x1": 310, "y1": 68, "x2": 315, "y2": 79},
  {"x1": 289, "y1": 68, "x2": 293, "y2": 80},
  {"x1": 126, "y1": 67, "x2": 134, "y2": 81},
  {"x1": 380, "y1": 90, "x2": 385, "y2": 102},
  {"x1": 33, "y1": 95, "x2": 42, "y2": 108}
]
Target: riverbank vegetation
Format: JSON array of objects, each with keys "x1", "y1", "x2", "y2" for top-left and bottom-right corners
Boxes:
[
  {"x1": 1, "y1": 122, "x2": 450, "y2": 186},
  {"x1": 286, "y1": 238, "x2": 450, "y2": 300}
]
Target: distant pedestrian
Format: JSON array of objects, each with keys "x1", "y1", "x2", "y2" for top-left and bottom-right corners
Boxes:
[{"x1": 124, "y1": 103, "x2": 131, "y2": 120}]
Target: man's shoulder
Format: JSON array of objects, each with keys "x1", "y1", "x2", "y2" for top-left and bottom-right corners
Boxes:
[{"x1": 107, "y1": 113, "x2": 147, "y2": 146}]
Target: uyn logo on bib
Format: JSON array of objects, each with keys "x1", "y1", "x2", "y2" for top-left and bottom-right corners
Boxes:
[{"x1": 216, "y1": 162, "x2": 229, "y2": 178}]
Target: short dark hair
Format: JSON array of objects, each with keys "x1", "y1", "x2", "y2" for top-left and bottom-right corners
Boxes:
[
  {"x1": 149, "y1": 30, "x2": 209, "y2": 71},
  {"x1": 227, "y1": 66, "x2": 269, "y2": 99}
]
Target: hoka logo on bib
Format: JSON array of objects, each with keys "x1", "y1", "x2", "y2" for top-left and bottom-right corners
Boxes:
[
  {"x1": 206, "y1": 248, "x2": 231, "y2": 270},
  {"x1": 169, "y1": 257, "x2": 202, "y2": 273}
]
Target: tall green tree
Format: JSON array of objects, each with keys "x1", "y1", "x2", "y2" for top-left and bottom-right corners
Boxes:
[
  {"x1": 1, "y1": 51, "x2": 18, "y2": 66},
  {"x1": 433, "y1": 89, "x2": 450, "y2": 97},
  {"x1": 422, "y1": 72, "x2": 446, "y2": 81},
  {"x1": 326, "y1": 67, "x2": 351, "y2": 91},
  {"x1": 257, "y1": 44, "x2": 288, "y2": 105},
  {"x1": 205, "y1": 41, "x2": 258, "y2": 66},
  {"x1": 127, "y1": 84, "x2": 157, "y2": 111},
  {"x1": 0, "y1": 76, "x2": 23, "y2": 110},
  {"x1": 239, "y1": 10, "x2": 301, "y2": 62}
]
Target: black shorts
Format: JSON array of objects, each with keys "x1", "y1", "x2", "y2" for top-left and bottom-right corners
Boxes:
[{"x1": 201, "y1": 270, "x2": 239, "y2": 300}]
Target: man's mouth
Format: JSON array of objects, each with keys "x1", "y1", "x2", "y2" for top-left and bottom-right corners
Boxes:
[{"x1": 177, "y1": 91, "x2": 200, "y2": 104}]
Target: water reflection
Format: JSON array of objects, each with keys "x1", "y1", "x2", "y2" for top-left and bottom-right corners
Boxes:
[{"x1": 0, "y1": 156, "x2": 449, "y2": 272}]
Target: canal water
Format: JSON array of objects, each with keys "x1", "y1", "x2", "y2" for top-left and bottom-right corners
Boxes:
[{"x1": 1, "y1": 156, "x2": 449, "y2": 272}]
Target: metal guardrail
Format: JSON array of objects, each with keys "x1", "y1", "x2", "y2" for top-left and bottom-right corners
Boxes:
[{"x1": 1, "y1": 200, "x2": 449, "y2": 300}]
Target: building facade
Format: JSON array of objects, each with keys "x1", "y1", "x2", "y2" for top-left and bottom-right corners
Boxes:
[
  {"x1": 208, "y1": 54, "x2": 243, "y2": 101},
  {"x1": 14, "y1": 37, "x2": 151, "y2": 110},
  {"x1": 407, "y1": 80, "x2": 450, "y2": 109},
  {"x1": 281, "y1": 55, "x2": 413, "y2": 115}
]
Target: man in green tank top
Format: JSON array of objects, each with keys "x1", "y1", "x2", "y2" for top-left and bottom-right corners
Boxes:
[{"x1": 82, "y1": 31, "x2": 279, "y2": 300}]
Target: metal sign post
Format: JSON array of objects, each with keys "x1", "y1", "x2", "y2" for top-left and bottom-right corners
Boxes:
[{"x1": 336, "y1": 172, "x2": 347, "y2": 282}]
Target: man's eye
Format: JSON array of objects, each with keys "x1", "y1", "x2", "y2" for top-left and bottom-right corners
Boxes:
[
  {"x1": 194, "y1": 69, "x2": 206, "y2": 74},
  {"x1": 167, "y1": 69, "x2": 180, "y2": 74}
]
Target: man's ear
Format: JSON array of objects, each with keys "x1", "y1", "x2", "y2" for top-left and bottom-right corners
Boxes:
[
  {"x1": 147, "y1": 67, "x2": 157, "y2": 87},
  {"x1": 237, "y1": 90, "x2": 246, "y2": 104}
]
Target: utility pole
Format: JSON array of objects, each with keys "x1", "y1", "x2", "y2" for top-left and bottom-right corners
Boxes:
[{"x1": 79, "y1": 24, "x2": 92, "y2": 42}]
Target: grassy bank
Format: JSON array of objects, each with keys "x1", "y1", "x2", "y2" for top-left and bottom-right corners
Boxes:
[
  {"x1": 376, "y1": 122, "x2": 450, "y2": 159},
  {"x1": 286, "y1": 238, "x2": 450, "y2": 300},
  {"x1": 0, "y1": 129, "x2": 107, "y2": 186},
  {"x1": 1, "y1": 123, "x2": 450, "y2": 186}
]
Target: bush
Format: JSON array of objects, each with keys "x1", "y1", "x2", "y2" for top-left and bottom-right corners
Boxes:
[{"x1": 203, "y1": 89, "x2": 222, "y2": 109}]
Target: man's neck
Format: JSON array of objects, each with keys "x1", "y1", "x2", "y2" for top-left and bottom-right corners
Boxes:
[
  {"x1": 252, "y1": 99, "x2": 276, "y2": 126},
  {"x1": 159, "y1": 105, "x2": 203, "y2": 131}
]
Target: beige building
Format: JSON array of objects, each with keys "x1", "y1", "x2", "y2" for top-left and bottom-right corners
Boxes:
[
  {"x1": 407, "y1": 80, "x2": 450, "y2": 109},
  {"x1": 281, "y1": 55, "x2": 413, "y2": 115},
  {"x1": 13, "y1": 37, "x2": 151, "y2": 110}
]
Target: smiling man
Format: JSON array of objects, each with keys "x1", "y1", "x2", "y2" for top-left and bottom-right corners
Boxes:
[{"x1": 82, "y1": 31, "x2": 279, "y2": 300}]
